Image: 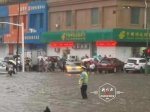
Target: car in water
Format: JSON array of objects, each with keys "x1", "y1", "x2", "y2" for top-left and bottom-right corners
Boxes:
[
  {"x1": 124, "y1": 57, "x2": 146, "y2": 73},
  {"x1": 65, "y1": 61, "x2": 82, "y2": 73},
  {"x1": 98, "y1": 58, "x2": 125, "y2": 73}
]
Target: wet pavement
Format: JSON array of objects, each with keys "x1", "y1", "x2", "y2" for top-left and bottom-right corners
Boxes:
[{"x1": 0, "y1": 71, "x2": 150, "y2": 112}]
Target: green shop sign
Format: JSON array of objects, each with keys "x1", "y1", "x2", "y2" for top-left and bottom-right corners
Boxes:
[
  {"x1": 41, "y1": 28, "x2": 149, "y2": 43},
  {"x1": 114, "y1": 29, "x2": 150, "y2": 42},
  {"x1": 41, "y1": 29, "x2": 114, "y2": 43}
]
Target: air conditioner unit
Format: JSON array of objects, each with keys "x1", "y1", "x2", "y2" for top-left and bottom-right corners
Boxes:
[
  {"x1": 55, "y1": 48, "x2": 60, "y2": 53},
  {"x1": 55, "y1": 24, "x2": 59, "y2": 28}
]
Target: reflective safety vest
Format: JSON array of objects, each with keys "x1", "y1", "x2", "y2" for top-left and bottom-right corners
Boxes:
[{"x1": 78, "y1": 72, "x2": 88, "y2": 84}]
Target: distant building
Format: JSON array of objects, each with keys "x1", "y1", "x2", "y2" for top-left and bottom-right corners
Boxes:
[
  {"x1": 24, "y1": 1, "x2": 48, "y2": 52},
  {"x1": 41, "y1": 0, "x2": 150, "y2": 61},
  {"x1": 3, "y1": 3, "x2": 28, "y2": 55}
]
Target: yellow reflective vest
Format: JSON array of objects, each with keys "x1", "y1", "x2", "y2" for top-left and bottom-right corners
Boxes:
[{"x1": 78, "y1": 72, "x2": 88, "y2": 85}]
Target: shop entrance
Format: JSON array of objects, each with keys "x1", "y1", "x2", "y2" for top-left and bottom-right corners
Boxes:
[
  {"x1": 132, "y1": 47, "x2": 146, "y2": 57},
  {"x1": 91, "y1": 42, "x2": 97, "y2": 56}
]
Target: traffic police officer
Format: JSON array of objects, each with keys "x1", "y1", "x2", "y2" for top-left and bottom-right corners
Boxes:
[{"x1": 79, "y1": 66, "x2": 88, "y2": 99}]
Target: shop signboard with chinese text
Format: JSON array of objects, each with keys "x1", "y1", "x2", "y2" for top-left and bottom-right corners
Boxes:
[
  {"x1": 24, "y1": 32, "x2": 41, "y2": 43},
  {"x1": 41, "y1": 29, "x2": 114, "y2": 43},
  {"x1": 114, "y1": 29, "x2": 150, "y2": 42},
  {"x1": 28, "y1": 5, "x2": 45, "y2": 11}
]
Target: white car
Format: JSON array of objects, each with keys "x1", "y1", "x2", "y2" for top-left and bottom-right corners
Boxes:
[{"x1": 124, "y1": 57, "x2": 146, "y2": 73}]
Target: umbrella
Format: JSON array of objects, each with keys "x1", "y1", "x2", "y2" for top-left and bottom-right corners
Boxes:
[
  {"x1": 37, "y1": 56, "x2": 44, "y2": 59},
  {"x1": 93, "y1": 55, "x2": 99, "y2": 59},
  {"x1": 82, "y1": 58, "x2": 93, "y2": 62},
  {"x1": 81, "y1": 56, "x2": 85, "y2": 60},
  {"x1": 8, "y1": 60, "x2": 16, "y2": 65}
]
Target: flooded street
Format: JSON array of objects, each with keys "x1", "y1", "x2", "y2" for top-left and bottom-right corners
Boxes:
[{"x1": 0, "y1": 72, "x2": 150, "y2": 112}]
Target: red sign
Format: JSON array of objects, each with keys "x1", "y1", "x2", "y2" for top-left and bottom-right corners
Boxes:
[
  {"x1": 96, "y1": 41, "x2": 117, "y2": 47},
  {"x1": 50, "y1": 42, "x2": 74, "y2": 47}
]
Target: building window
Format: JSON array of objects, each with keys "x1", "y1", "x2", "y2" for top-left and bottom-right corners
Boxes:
[
  {"x1": 0, "y1": 17, "x2": 6, "y2": 30},
  {"x1": 91, "y1": 8, "x2": 99, "y2": 25},
  {"x1": 23, "y1": 15, "x2": 26, "y2": 29},
  {"x1": 130, "y1": 7, "x2": 140, "y2": 24},
  {"x1": 33, "y1": 14, "x2": 37, "y2": 29},
  {"x1": 66, "y1": 11, "x2": 72, "y2": 26},
  {"x1": 13, "y1": 16, "x2": 18, "y2": 29},
  {"x1": 40, "y1": 13, "x2": 44, "y2": 28}
]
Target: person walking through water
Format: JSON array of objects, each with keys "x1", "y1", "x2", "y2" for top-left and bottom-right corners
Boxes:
[
  {"x1": 78, "y1": 66, "x2": 89, "y2": 99},
  {"x1": 39, "y1": 58, "x2": 45, "y2": 72}
]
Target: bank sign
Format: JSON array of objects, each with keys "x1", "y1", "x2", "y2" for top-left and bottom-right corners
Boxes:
[{"x1": 114, "y1": 29, "x2": 150, "y2": 42}]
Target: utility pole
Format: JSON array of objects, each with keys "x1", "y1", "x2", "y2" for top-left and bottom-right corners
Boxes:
[
  {"x1": 16, "y1": 0, "x2": 20, "y2": 72},
  {"x1": 145, "y1": 0, "x2": 149, "y2": 75}
]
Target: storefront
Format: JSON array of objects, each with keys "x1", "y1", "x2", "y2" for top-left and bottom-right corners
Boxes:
[
  {"x1": 0, "y1": 6, "x2": 9, "y2": 57},
  {"x1": 41, "y1": 28, "x2": 149, "y2": 62},
  {"x1": 25, "y1": 1, "x2": 48, "y2": 52}
]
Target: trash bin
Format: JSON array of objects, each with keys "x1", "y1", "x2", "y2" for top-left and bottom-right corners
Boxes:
[{"x1": 145, "y1": 64, "x2": 150, "y2": 74}]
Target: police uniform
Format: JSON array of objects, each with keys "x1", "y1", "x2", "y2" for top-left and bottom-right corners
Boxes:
[{"x1": 79, "y1": 66, "x2": 88, "y2": 99}]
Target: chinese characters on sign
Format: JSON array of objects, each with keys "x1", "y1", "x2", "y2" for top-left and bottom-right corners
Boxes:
[
  {"x1": 25, "y1": 36, "x2": 40, "y2": 40},
  {"x1": 61, "y1": 32, "x2": 86, "y2": 41},
  {"x1": 96, "y1": 41, "x2": 117, "y2": 47},
  {"x1": 18, "y1": 6, "x2": 27, "y2": 12},
  {"x1": 28, "y1": 5, "x2": 45, "y2": 11},
  {"x1": 50, "y1": 42, "x2": 74, "y2": 47},
  {"x1": 118, "y1": 31, "x2": 150, "y2": 40}
]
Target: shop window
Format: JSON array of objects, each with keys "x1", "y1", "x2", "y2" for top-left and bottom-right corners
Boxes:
[
  {"x1": 130, "y1": 7, "x2": 140, "y2": 24},
  {"x1": 76, "y1": 44, "x2": 81, "y2": 49},
  {"x1": 91, "y1": 8, "x2": 99, "y2": 25},
  {"x1": 33, "y1": 14, "x2": 37, "y2": 29},
  {"x1": 66, "y1": 11, "x2": 72, "y2": 26},
  {"x1": 0, "y1": 17, "x2": 6, "y2": 30},
  {"x1": 13, "y1": 16, "x2": 18, "y2": 29},
  {"x1": 40, "y1": 13, "x2": 44, "y2": 28},
  {"x1": 84, "y1": 44, "x2": 89, "y2": 49}
]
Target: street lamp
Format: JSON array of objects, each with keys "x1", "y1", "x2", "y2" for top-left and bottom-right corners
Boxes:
[
  {"x1": 144, "y1": 0, "x2": 147, "y2": 29},
  {"x1": 144, "y1": 0, "x2": 149, "y2": 74},
  {"x1": 0, "y1": 22, "x2": 25, "y2": 72}
]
